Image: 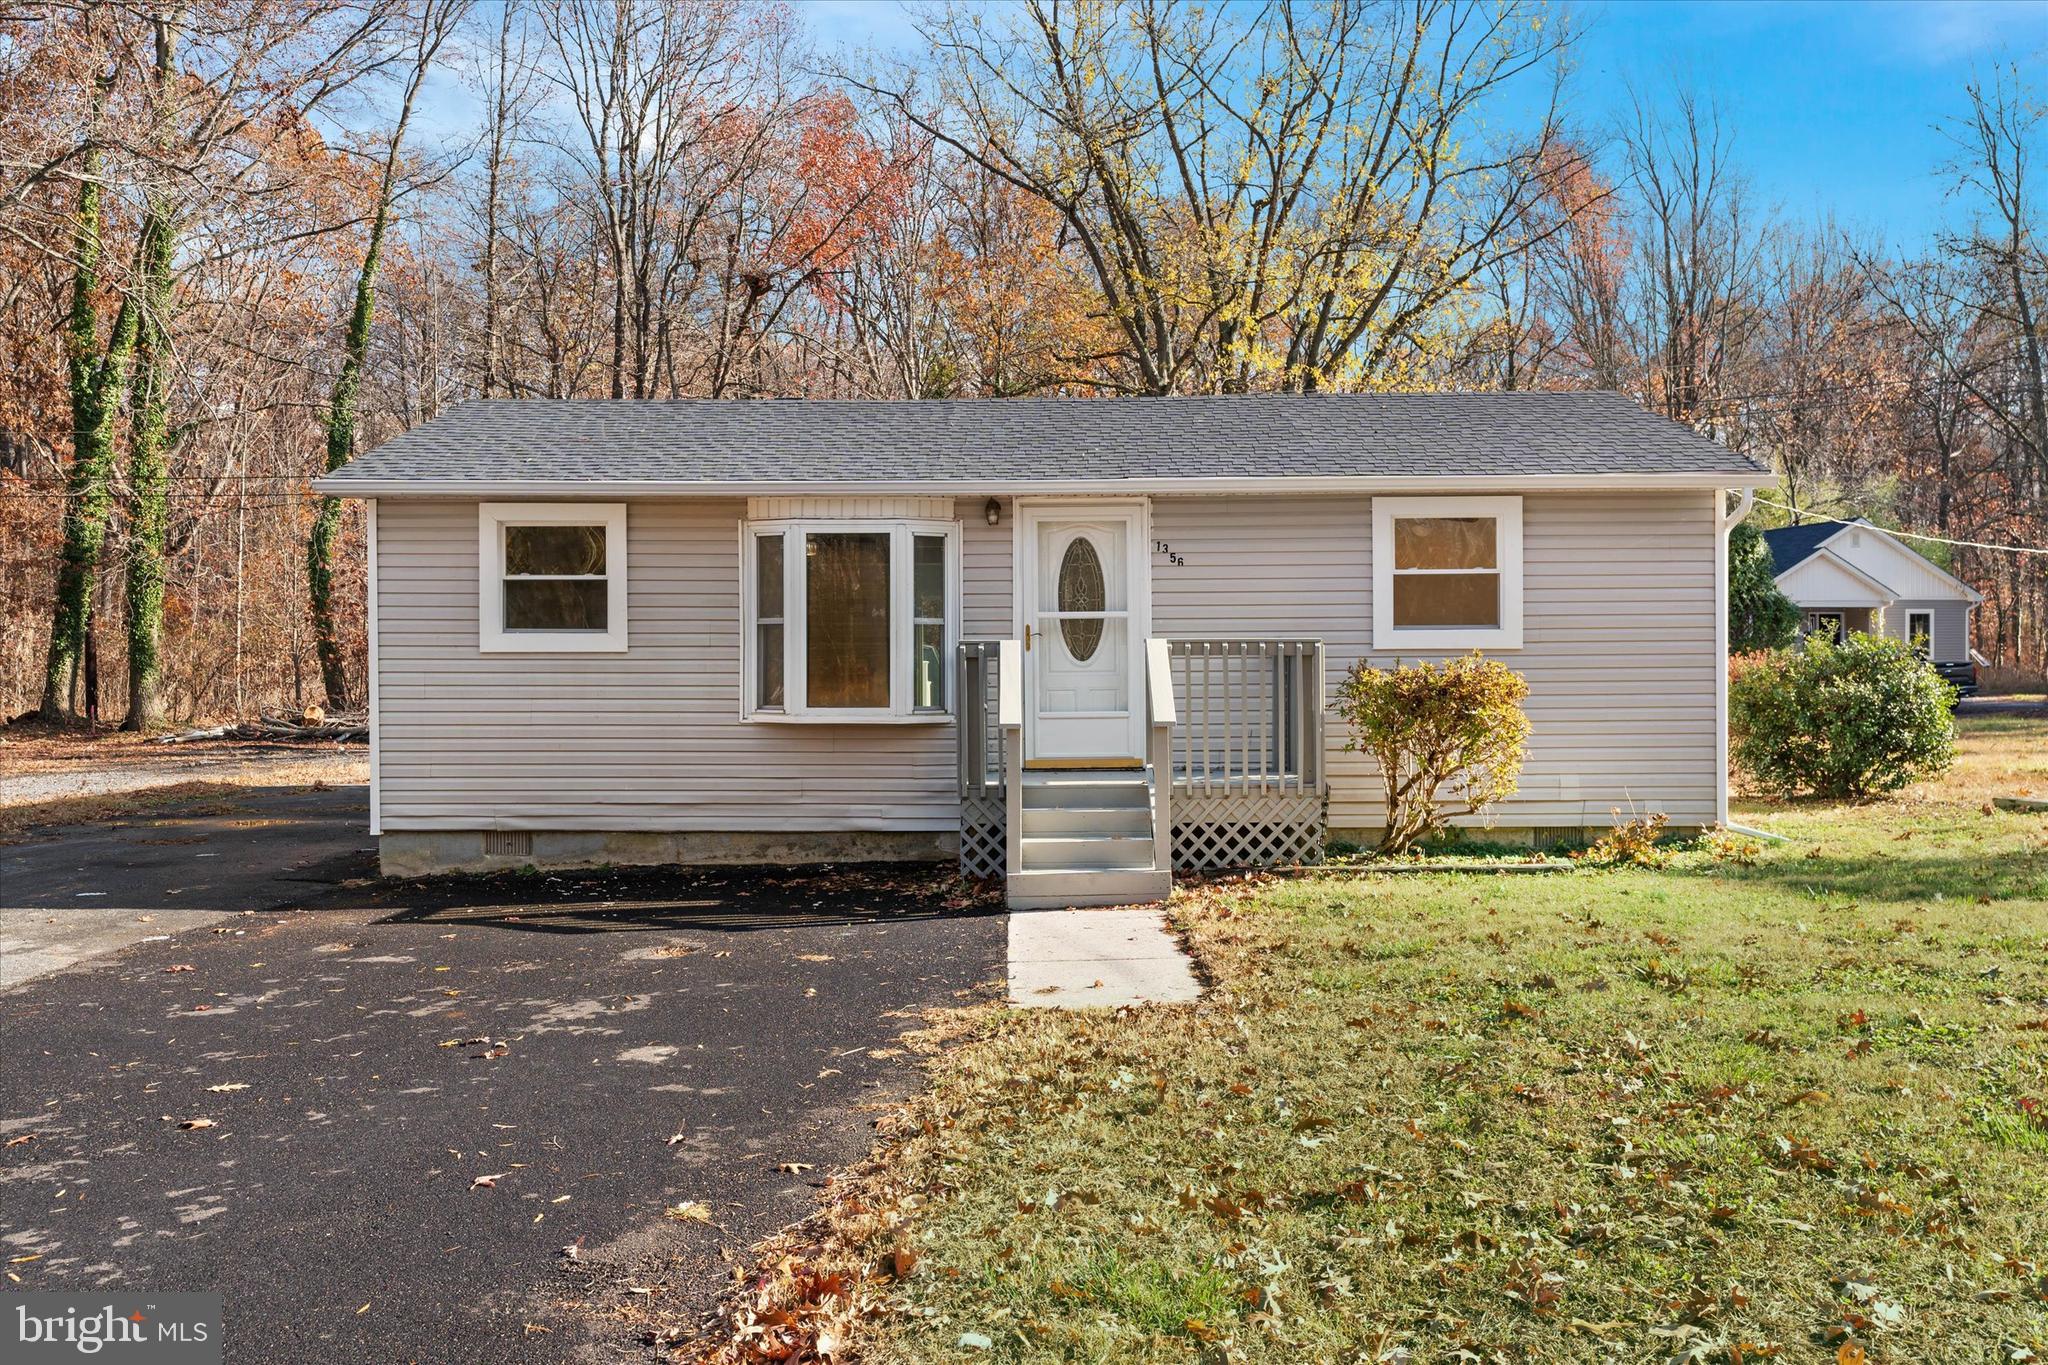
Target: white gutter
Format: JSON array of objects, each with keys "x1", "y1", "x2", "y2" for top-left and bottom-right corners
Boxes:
[
  {"x1": 1715, "y1": 486, "x2": 1758, "y2": 830},
  {"x1": 1720, "y1": 486, "x2": 1756, "y2": 531},
  {"x1": 314, "y1": 470, "x2": 1778, "y2": 499}
]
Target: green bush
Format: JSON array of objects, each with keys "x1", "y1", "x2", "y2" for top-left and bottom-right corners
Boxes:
[
  {"x1": 1727, "y1": 521, "x2": 1800, "y2": 651},
  {"x1": 1728, "y1": 633, "x2": 1957, "y2": 799},
  {"x1": 1335, "y1": 652, "x2": 1531, "y2": 854}
]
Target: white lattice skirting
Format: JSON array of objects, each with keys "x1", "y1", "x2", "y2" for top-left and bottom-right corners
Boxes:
[
  {"x1": 959, "y1": 788, "x2": 1007, "y2": 882},
  {"x1": 1170, "y1": 790, "x2": 1327, "y2": 871},
  {"x1": 958, "y1": 788, "x2": 1326, "y2": 880}
]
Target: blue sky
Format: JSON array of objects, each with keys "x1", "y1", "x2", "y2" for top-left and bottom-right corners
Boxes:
[{"x1": 806, "y1": 0, "x2": 2046, "y2": 252}]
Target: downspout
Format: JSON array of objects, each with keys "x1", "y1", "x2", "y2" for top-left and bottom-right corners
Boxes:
[{"x1": 1715, "y1": 488, "x2": 1758, "y2": 829}]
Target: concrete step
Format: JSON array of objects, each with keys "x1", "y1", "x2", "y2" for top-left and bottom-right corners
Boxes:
[
  {"x1": 1021, "y1": 772, "x2": 1152, "y2": 810},
  {"x1": 1021, "y1": 833, "x2": 1155, "y2": 872},
  {"x1": 1005, "y1": 867, "x2": 1173, "y2": 911},
  {"x1": 1021, "y1": 804, "x2": 1151, "y2": 838}
]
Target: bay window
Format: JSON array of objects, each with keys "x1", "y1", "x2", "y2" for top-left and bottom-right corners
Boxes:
[
  {"x1": 1372, "y1": 495, "x2": 1523, "y2": 650},
  {"x1": 744, "y1": 518, "x2": 959, "y2": 720}
]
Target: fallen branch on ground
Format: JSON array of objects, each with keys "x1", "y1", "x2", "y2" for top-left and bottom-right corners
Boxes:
[{"x1": 153, "y1": 713, "x2": 368, "y2": 744}]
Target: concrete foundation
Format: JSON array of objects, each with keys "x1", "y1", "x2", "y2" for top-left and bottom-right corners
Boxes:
[{"x1": 378, "y1": 828, "x2": 956, "y2": 878}]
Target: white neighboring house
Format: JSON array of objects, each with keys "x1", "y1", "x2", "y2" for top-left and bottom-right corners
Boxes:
[
  {"x1": 315, "y1": 392, "x2": 1773, "y2": 909},
  {"x1": 1763, "y1": 518, "x2": 1985, "y2": 694}
]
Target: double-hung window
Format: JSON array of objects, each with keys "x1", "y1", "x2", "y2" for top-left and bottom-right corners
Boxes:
[
  {"x1": 479, "y1": 502, "x2": 628, "y2": 652},
  {"x1": 1905, "y1": 610, "x2": 1932, "y2": 657},
  {"x1": 743, "y1": 518, "x2": 959, "y2": 720},
  {"x1": 1372, "y1": 495, "x2": 1523, "y2": 650}
]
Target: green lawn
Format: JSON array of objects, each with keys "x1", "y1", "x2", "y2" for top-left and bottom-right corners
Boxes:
[{"x1": 831, "y1": 717, "x2": 2048, "y2": 1363}]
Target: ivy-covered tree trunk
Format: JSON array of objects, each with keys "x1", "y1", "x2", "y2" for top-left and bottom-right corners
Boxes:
[
  {"x1": 307, "y1": 3, "x2": 451, "y2": 710},
  {"x1": 122, "y1": 17, "x2": 181, "y2": 731},
  {"x1": 122, "y1": 210, "x2": 177, "y2": 729},
  {"x1": 307, "y1": 198, "x2": 387, "y2": 711},
  {"x1": 41, "y1": 66, "x2": 140, "y2": 721}
]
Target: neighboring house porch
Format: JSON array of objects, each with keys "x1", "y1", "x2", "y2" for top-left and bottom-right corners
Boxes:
[{"x1": 1764, "y1": 518, "x2": 1985, "y2": 693}]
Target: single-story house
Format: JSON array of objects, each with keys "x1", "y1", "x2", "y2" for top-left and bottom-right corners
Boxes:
[
  {"x1": 315, "y1": 393, "x2": 1772, "y2": 909},
  {"x1": 1763, "y1": 518, "x2": 1984, "y2": 694}
]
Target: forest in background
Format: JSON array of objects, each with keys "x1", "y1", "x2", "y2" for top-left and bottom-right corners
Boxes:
[{"x1": 0, "y1": 0, "x2": 2041, "y2": 728}]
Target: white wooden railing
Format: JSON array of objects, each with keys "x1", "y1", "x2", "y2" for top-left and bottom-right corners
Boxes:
[
  {"x1": 1165, "y1": 639, "x2": 1324, "y2": 794},
  {"x1": 1145, "y1": 637, "x2": 1176, "y2": 862},
  {"x1": 955, "y1": 636, "x2": 1327, "y2": 878}
]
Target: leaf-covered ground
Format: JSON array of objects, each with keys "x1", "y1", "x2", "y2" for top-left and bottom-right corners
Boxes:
[{"x1": 845, "y1": 716, "x2": 2048, "y2": 1363}]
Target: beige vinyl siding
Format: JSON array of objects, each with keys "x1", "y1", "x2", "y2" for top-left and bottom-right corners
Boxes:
[
  {"x1": 1881, "y1": 600, "x2": 1971, "y2": 663},
  {"x1": 375, "y1": 497, "x2": 1007, "y2": 832},
  {"x1": 377, "y1": 489, "x2": 1720, "y2": 838},
  {"x1": 1148, "y1": 491, "x2": 1721, "y2": 830}
]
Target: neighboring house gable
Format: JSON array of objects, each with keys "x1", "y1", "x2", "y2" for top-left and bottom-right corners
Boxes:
[
  {"x1": 1774, "y1": 548, "x2": 1895, "y2": 608},
  {"x1": 1765, "y1": 519, "x2": 1981, "y2": 604}
]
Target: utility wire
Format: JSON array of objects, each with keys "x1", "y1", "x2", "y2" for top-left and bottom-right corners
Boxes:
[{"x1": 1754, "y1": 495, "x2": 2048, "y2": 557}]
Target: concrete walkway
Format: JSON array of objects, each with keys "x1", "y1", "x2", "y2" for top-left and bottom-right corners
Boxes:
[{"x1": 1007, "y1": 907, "x2": 1202, "y2": 1008}]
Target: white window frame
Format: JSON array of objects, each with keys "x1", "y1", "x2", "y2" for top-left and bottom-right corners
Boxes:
[
  {"x1": 741, "y1": 517, "x2": 961, "y2": 723},
  {"x1": 478, "y1": 502, "x2": 629, "y2": 653},
  {"x1": 1905, "y1": 609, "x2": 1933, "y2": 656},
  {"x1": 1372, "y1": 495, "x2": 1524, "y2": 651}
]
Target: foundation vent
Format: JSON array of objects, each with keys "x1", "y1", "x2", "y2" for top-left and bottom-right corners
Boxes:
[{"x1": 483, "y1": 830, "x2": 533, "y2": 857}]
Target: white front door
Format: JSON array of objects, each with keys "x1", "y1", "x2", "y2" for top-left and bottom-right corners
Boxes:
[{"x1": 1020, "y1": 503, "x2": 1148, "y2": 767}]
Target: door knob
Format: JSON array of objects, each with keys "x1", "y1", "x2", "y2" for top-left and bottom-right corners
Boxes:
[{"x1": 1024, "y1": 624, "x2": 1034, "y2": 650}]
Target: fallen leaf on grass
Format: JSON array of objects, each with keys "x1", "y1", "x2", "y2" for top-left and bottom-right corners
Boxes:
[{"x1": 957, "y1": 1333, "x2": 993, "y2": 1351}]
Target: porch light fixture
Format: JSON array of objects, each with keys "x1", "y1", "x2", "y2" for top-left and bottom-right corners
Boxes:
[{"x1": 984, "y1": 498, "x2": 1001, "y2": 526}]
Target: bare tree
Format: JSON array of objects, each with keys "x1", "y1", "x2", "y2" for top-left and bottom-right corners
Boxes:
[
  {"x1": 850, "y1": 0, "x2": 1577, "y2": 394},
  {"x1": 308, "y1": 0, "x2": 469, "y2": 709},
  {"x1": 1618, "y1": 87, "x2": 1770, "y2": 433}
]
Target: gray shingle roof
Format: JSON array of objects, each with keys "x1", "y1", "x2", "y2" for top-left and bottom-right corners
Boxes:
[
  {"x1": 1761, "y1": 520, "x2": 1847, "y2": 575},
  {"x1": 318, "y1": 392, "x2": 1770, "y2": 490}
]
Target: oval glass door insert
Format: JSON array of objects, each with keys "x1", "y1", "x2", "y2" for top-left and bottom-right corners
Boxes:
[{"x1": 1057, "y1": 537, "x2": 1106, "y2": 660}]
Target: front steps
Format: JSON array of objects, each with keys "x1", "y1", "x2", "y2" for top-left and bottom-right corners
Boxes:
[{"x1": 1007, "y1": 771, "x2": 1172, "y2": 910}]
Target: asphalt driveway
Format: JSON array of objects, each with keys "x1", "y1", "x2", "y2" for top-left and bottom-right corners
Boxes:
[{"x1": 0, "y1": 785, "x2": 1004, "y2": 1362}]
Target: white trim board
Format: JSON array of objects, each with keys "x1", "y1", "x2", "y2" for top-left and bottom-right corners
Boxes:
[
  {"x1": 367, "y1": 498, "x2": 381, "y2": 837},
  {"x1": 320, "y1": 471, "x2": 1775, "y2": 498}
]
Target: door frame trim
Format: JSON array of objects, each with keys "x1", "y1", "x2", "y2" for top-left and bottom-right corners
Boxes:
[{"x1": 1012, "y1": 497, "x2": 1152, "y2": 766}]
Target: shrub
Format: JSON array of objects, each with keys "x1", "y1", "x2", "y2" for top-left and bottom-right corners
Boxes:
[
  {"x1": 1728, "y1": 633, "x2": 1957, "y2": 799},
  {"x1": 1727, "y1": 521, "x2": 1801, "y2": 651},
  {"x1": 1576, "y1": 808, "x2": 1671, "y2": 868},
  {"x1": 1335, "y1": 652, "x2": 1531, "y2": 854}
]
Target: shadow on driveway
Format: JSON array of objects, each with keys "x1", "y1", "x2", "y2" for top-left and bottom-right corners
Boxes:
[{"x1": 0, "y1": 782, "x2": 1005, "y2": 1364}]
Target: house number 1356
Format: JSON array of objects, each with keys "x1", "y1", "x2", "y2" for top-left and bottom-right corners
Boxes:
[{"x1": 1153, "y1": 540, "x2": 1185, "y2": 565}]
